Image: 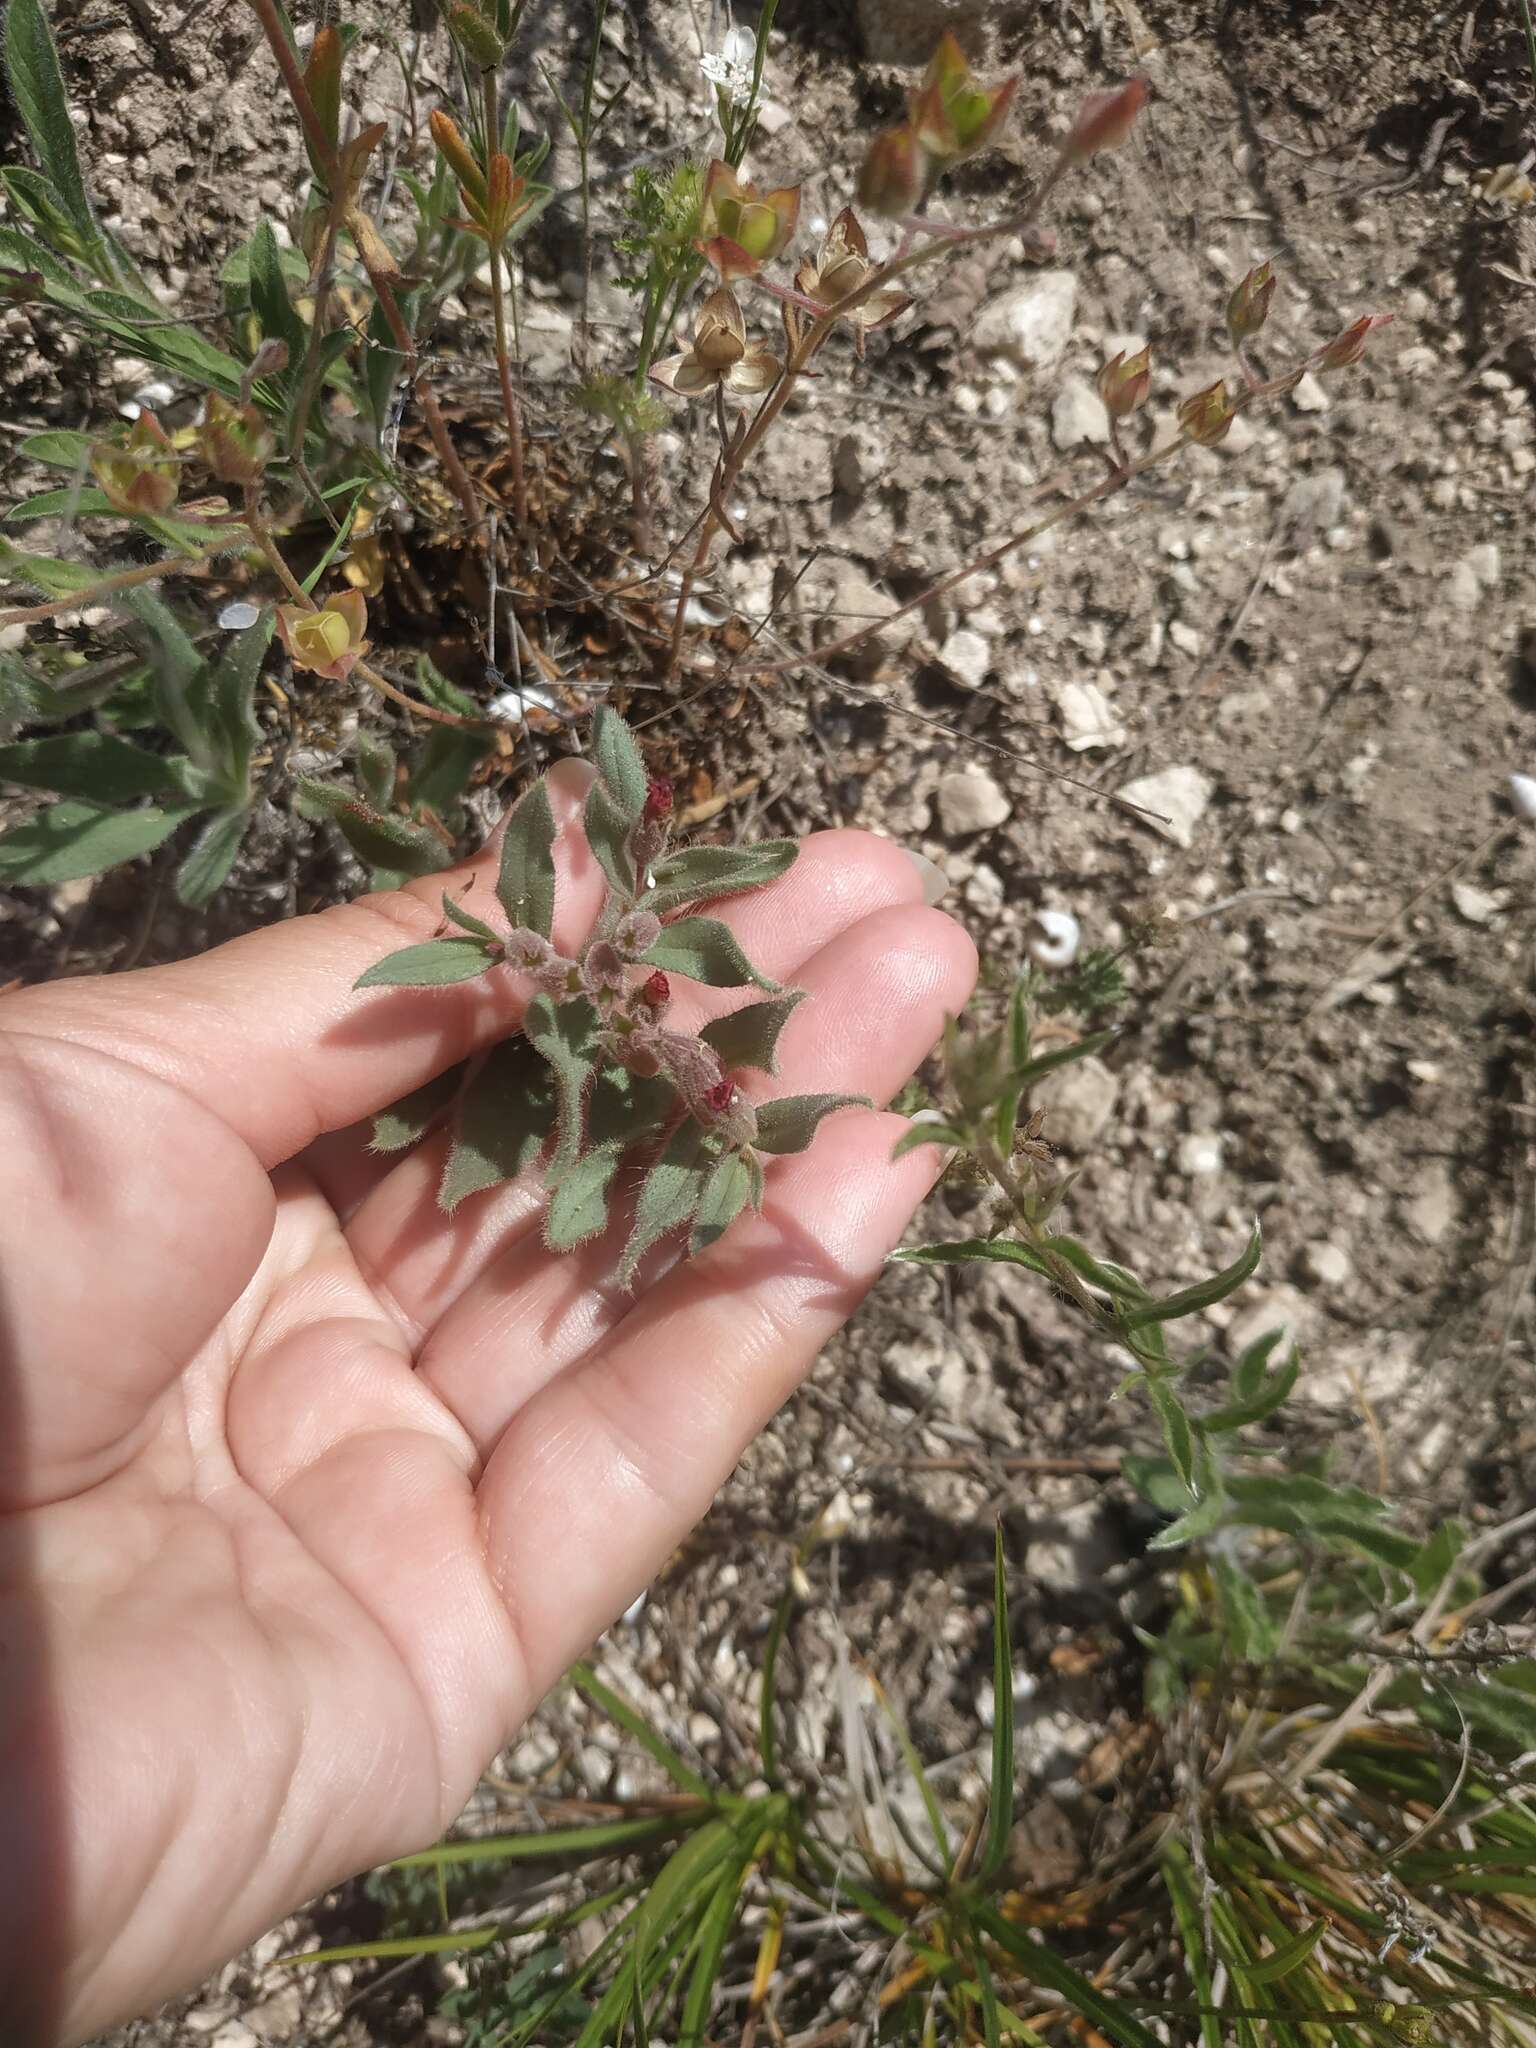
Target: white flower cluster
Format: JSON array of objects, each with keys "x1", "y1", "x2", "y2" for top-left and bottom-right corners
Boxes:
[{"x1": 700, "y1": 26, "x2": 755, "y2": 109}]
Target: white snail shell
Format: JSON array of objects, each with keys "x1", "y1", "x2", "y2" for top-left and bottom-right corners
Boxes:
[{"x1": 1025, "y1": 908, "x2": 1081, "y2": 970}]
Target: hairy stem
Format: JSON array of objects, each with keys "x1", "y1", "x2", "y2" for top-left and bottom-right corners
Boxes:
[{"x1": 483, "y1": 68, "x2": 529, "y2": 528}]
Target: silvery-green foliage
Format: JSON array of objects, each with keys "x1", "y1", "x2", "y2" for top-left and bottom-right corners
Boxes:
[{"x1": 360, "y1": 708, "x2": 865, "y2": 1279}]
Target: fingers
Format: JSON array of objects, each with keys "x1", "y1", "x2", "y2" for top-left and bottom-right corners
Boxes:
[
  {"x1": 476, "y1": 1110, "x2": 963, "y2": 1699},
  {"x1": 344, "y1": 829, "x2": 928, "y2": 1345},
  {"x1": 0, "y1": 759, "x2": 601, "y2": 1172},
  {"x1": 426, "y1": 896, "x2": 976, "y2": 1460}
]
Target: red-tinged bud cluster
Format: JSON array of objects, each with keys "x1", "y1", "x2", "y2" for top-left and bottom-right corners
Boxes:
[
  {"x1": 703, "y1": 1078, "x2": 736, "y2": 1117},
  {"x1": 1317, "y1": 313, "x2": 1393, "y2": 372},
  {"x1": 1062, "y1": 77, "x2": 1148, "y2": 163},
  {"x1": 1098, "y1": 345, "x2": 1151, "y2": 418},
  {"x1": 1177, "y1": 378, "x2": 1234, "y2": 447},
  {"x1": 641, "y1": 971, "x2": 671, "y2": 1009},
  {"x1": 856, "y1": 35, "x2": 1018, "y2": 218},
  {"x1": 644, "y1": 778, "x2": 674, "y2": 825}
]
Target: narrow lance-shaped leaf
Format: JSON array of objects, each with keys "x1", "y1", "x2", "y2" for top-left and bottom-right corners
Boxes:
[
  {"x1": 440, "y1": 890, "x2": 500, "y2": 942},
  {"x1": 1200, "y1": 1349, "x2": 1300, "y2": 1434},
  {"x1": 0, "y1": 732, "x2": 192, "y2": 804},
  {"x1": 439, "y1": 1037, "x2": 556, "y2": 1212},
  {"x1": 643, "y1": 915, "x2": 781, "y2": 992},
  {"x1": 523, "y1": 994, "x2": 600, "y2": 1176},
  {"x1": 689, "y1": 1151, "x2": 752, "y2": 1256},
  {"x1": 0, "y1": 797, "x2": 198, "y2": 884},
  {"x1": 1244, "y1": 1920, "x2": 1326, "y2": 1986},
  {"x1": 1121, "y1": 1222, "x2": 1262, "y2": 1331},
  {"x1": 1147, "y1": 1377, "x2": 1196, "y2": 1496},
  {"x1": 355, "y1": 937, "x2": 499, "y2": 989},
  {"x1": 195, "y1": 607, "x2": 274, "y2": 798},
  {"x1": 889, "y1": 1237, "x2": 1055, "y2": 1281},
  {"x1": 174, "y1": 806, "x2": 249, "y2": 909},
  {"x1": 582, "y1": 778, "x2": 637, "y2": 902},
  {"x1": 592, "y1": 702, "x2": 648, "y2": 820},
  {"x1": 545, "y1": 1147, "x2": 622, "y2": 1252},
  {"x1": 297, "y1": 778, "x2": 449, "y2": 878},
  {"x1": 977, "y1": 1526, "x2": 1015, "y2": 1883},
  {"x1": 371, "y1": 1062, "x2": 467, "y2": 1154},
  {"x1": 752, "y1": 1092, "x2": 870, "y2": 1155},
  {"x1": 496, "y1": 777, "x2": 558, "y2": 937},
  {"x1": 699, "y1": 991, "x2": 805, "y2": 1076},
  {"x1": 619, "y1": 1118, "x2": 716, "y2": 1288},
  {"x1": 639, "y1": 840, "x2": 797, "y2": 918}
]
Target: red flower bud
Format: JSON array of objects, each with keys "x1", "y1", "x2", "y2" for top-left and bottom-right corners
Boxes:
[
  {"x1": 856, "y1": 124, "x2": 929, "y2": 218},
  {"x1": 643, "y1": 777, "x2": 674, "y2": 824},
  {"x1": 1316, "y1": 313, "x2": 1393, "y2": 372},
  {"x1": 1063, "y1": 77, "x2": 1148, "y2": 163},
  {"x1": 641, "y1": 971, "x2": 671, "y2": 1008},
  {"x1": 1097, "y1": 345, "x2": 1151, "y2": 418},
  {"x1": 1177, "y1": 378, "x2": 1234, "y2": 447},
  {"x1": 703, "y1": 1077, "x2": 736, "y2": 1117}
]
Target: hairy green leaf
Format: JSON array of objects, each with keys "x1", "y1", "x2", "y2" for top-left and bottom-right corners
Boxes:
[
  {"x1": 0, "y1": 796, "x2": 195, "y2": 883},
  {"x1": 0, "y1": 535, "x2": 104, "y2": 597},
  {"x1": 440, "y1": 891, "x2": 499, "y2": 942},
  {"x1": 1121, "y1": 1223, "x2": 1262, "y2": 1331},
  {"x1": 582, "y1": 778, "x2": 636, "y2": 902},
  {"x1": 247, "y1": 218, "x2": 305, "y2": 361},
  {"x1": 978, "y1": 1526, "x2": 1015, "y2": 1883},
  {"x1": 440, "y1": 1037, "x2": 556, "y2": 1211},
  {"x1": 370, "y1": 1064, "x2": 466, "y2": 1153},
  {"x1": 890, "y1": 1236, "x2": 1054, "y2": 1279},
  {"x1": 1233, "y1": 1329, "x2": 1283, "y2": 1401},
  {"x1": 192, "y1": 607, "x2": 273, "y2": 798},
  {"x1": 619, "y1": 1117, "x2": 715, "y2": 1287},
  {"x1": 1210, "y1": 1551, "x2": 1278, "y2": 1663},
  {"x1": 689, "y1": 1151, "x2": 751, "y2": 1255},
  {"x1": 1245, "y1": 1919, "x2": 1324, "y2": 1985},
  {"x1": 698, "y1": 991, "x2": 804, "y2": 1076},
  {"x1": 545, "y1": 1147, "x2": 622, "y2": 1251},
  {"x1": 891, "y1": 1118, "x2": 966, "y2": 1159},
  {"x1": 354, "y1": 937, "x2": 497, "y2": 988},
  {"x1": 1147, "y1": 1377, "x2": 1196, "y2": 1494},
  {"x1": 4, "y1": 0, "x2": 139, "y2": 287},
  {"x1": 523, "y1": 994, "x2": 600, "y2": 1176},
  {"x1": 4, "y1": 484, "x2": 115, "y2": 523},
  {"x1": 643, "y1": 915, "x2": 780, "y2": 991},
  {"x1": 297, "y1": 778, "x2": 449, "y2": 877},
  {"x1": 640, "y1": 839, "x2": 797, "y2": 918},
  {"x1": 0, "y1": 731, "x2": 188, "y2": 804},
  {"x1": 1201, "y1": 1349, "x2": 1300, "y2": 1433},
  {"x1": 354, "y1": 731, "x2": 396, "y2": 812},
  {"x1": 752, "y1": 1092, "x2": 869, "y2": 1155},
  {"x1": 406, "y1": 723, "x2": 492, "y2": 821},
  {"x1": 174, "y1": 805, "x2": 249, "y2": 908},
  {"x1": 17, "y1": 428, "x2": 95, "y2": 469},
  {"x1": 592, "y1": 702, "x2": 648, "y2": 819},
  {"x1": 496, "y1": 777, "x2": 558, "y2": 936}
]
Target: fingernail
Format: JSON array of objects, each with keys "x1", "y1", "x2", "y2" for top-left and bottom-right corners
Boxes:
[{"x1": 903, "y1": 847, "x2": 953, "y2": 907}]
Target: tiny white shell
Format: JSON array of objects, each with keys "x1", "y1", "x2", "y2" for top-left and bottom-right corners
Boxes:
[
  {"x1": 1025, "y1": 907, "x2": 1081, "y2": 970},
  {"x1": 218, "y1": 601, "x2": 261, "y2": 631},
  {"x1": 1509, "y1": 773, "x2": 1536, "y2": 823}
]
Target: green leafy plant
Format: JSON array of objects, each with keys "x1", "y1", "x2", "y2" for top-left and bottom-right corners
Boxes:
[{"x1": 357, "y1": 705, "x2": 863, "y2": 1278}]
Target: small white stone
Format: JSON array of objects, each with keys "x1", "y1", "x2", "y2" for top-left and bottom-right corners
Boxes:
[
  {"x1": 0, "y1": 622, "x2": 26, "y2": 652},
  {"x1": 1168, "y1": 619, "x2": 1202, "y2": 658},
  {"x1": 1227, "y1": 1287, "x2": 1310, "y2": 1361},
  {"x1": 1055, "y1": 680, "x2": 1126, "y2": 752},
  {"x1": 1025, "y1": 908, "x2": 1080, "y2": 968},
  {"x1": 939, "y1": 626, "x2": 991, "y2": 690},
  {"x1": 1177, "y1": 1131, "x2": 1223, "y2": 1176},
  {"x1": 1035, "y1": 1056, "x2": 1119, "y2": 1149},
  {"x1": 1465, "y1": 541, "x2": 1501, "y2": 589},
  {"x1": 1299, "y1": 1240, "x2": 1351, "y2": 1288},
  {"x1": 1451, "y1": 882, "x2": 1502, "y2": 924},
  {"x1": 1118, "y1": 764, "x2": 1214, "y2": 849},
  {"x1": 1051, "y1": 376, "x2": 1111, "y2": 449},
  {"x1": 1290, "y1": 372, "x2": 1330, "y2": 413},
  {"x1": 218, "y1": 601, "x2": 261, "y2": 631},
  {"x1": 972, "y1": 270, "x2": 1078, "y2": 372},
  {"x1": 1405, "y1": 1165, "x2": 1456, "y2": 1246},
  {"x1": 1406, "y1": 1057, "x2": 1441, "y2": 1084},
  {"x1": 936, "y1": 769, "x2": 1011, "y2": 836},
  {"x1": 1509, "y1": 773, "x2": 1536, "y2": 821}
]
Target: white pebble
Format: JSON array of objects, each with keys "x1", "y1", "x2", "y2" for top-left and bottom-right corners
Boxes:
[
  {"x1": 1177, "y1": 1132, "x2": 1223, "y2": 1176},
  {"x1": 218, "y1": 601, "x2": 261, "y2": 631},
  {"x1": 1509, "y1": 773, "x2": 1536, "y2": 822}
]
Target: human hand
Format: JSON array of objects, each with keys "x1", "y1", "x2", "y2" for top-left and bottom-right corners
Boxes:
[{"x1": 0, "y1": 760, "x2": 975, "y2": 2044}]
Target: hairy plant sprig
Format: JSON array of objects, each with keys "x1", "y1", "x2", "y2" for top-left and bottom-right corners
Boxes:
[{"x1": 356, "y1": 707, "x2": 865, "y2": 1280}]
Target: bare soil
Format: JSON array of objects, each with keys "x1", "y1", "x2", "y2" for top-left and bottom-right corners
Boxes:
[{"x1": 4, "y1": 0, "x2": 1534, "y2": 2041}]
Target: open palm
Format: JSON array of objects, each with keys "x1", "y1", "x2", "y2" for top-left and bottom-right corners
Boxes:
[{"x1": 0, "y1": 760, "x2": 975, "y2": 2045}]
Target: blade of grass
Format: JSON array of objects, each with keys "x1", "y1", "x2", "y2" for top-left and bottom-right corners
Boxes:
[
  {"x1": 976, "y1": 1526, "x2": 1016, "y2": 1884},
  {"x1": 572, "y1": 1660, "x2": 714, "y2": 1801},
  {"x1": 1162, "y1": 1844, "x2": 1223, "y2": 2048},
  {"x1": 759, "y1": 1580, "x2": 795, "y2": 1783},
  {"x1": 388, "y1": 1810, "x2": 698, "y2": 1866},
  {"x1": 970, "y1": 1901, "x2": 1161, "y2": 2048}
]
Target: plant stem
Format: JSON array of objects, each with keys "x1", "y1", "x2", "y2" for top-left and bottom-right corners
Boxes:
[
  {"x1": 482, "y1": 68, "x2": 529, "y2": 529},
  {"x1": 245, "y1": 0, "x2": 480, "y2": 528},
  {"x1": 0, "y1": 549, "x2": 228, "y2": 627}
]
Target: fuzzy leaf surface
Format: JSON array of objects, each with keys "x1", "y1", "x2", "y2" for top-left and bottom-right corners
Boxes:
[
  {"x1": 371, "y1": 1064, "x2": 466, "y2": 1154},
  {"x1": 0, "y1": 732, "x2": 190, "y2": 804},
  {"x1": 689, "y1": 1151, "x2": 752, "y2": 1256},
  {"x1": 174, "y1": 806, "x2": 249, "y2": 909},
  {"x1": 751, "y1": 1092, "x2": 868, "y2": 1154},
  {"x1": 639, "y1": 840, "x2": 796, "y2": 918},
  {"x1": 0, "y1": 797, "x2": 196, "y2": 883},
  {"x1": 545, "y1": 1148, "x2": 622, "y2": 1251},
  {"x1": 355, "y1": 938, "x2": 497, "y2": 988},
  {"x1": 440, "y1": 1038, "x2": 556, "y2": 1212},
  {"x1": 523, "y1": 994, "x2": 600, "y2": 1176},
  {"x1": 495, "y1": 778, "x2": 557, "y2": 937},
  {"x1": 619, "y1": 1119, "x2": 716, "y2": 1287},
  {"x1": 698, "y1": 991, "x2": 804, "y2": 1076},
  {"x1": 592, "y1": 703, "x2": 648, "y2": 820},
  {"x1": 643, "y1": 916, "x2": 780, "y2": 991}
]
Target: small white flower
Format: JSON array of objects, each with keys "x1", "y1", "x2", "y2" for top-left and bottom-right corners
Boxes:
[
  {"x1": 700, "y1": 24, "x2": 755, "y2": 108},
  {"x1": 1025, "y1": 908, "x2": 1081, "y2": 970},
  {"x1": 1509, "y1": 772, "x2": 1536, "y2": 822}
]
